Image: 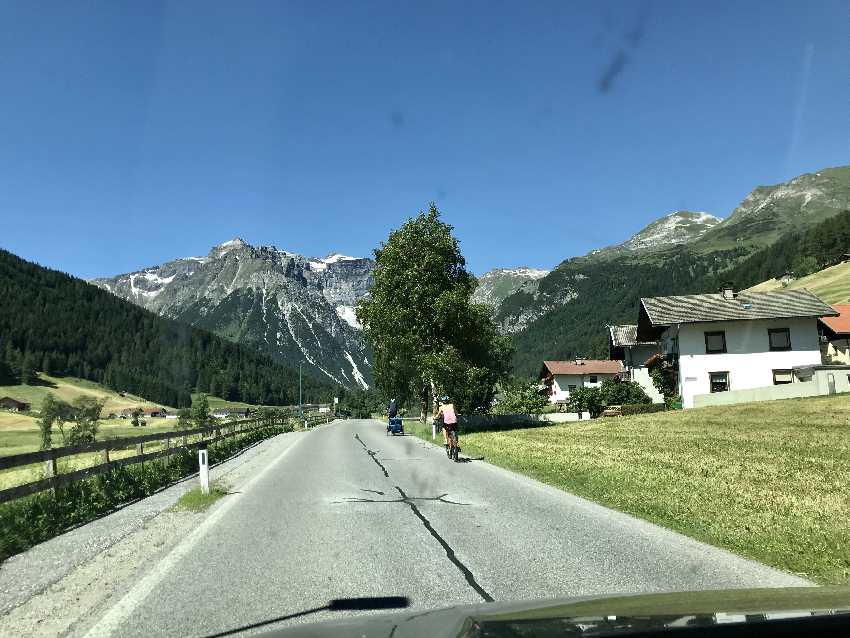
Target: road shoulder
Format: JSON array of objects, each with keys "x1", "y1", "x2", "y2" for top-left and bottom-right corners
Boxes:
[{"x1": 0, "y1": 431, "x2": 305, "y2": 637}]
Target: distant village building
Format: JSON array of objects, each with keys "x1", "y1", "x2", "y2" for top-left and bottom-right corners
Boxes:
[
  {"x1": 212, "y1": 407, "x2": 252, "y2": 419},
  {"x1": 608, "y1": 325, "x2": 664, "y2": 403},
  {"x1": 819, "y1": 304, "x2": 850, "y2": 365},
  {"x1": 539, "y1": 360, "x2": 623, "y2": 404},
  {"x1": 120, "y1": 406, "x2": 168, "y2": 418},
  {"x1": 0, "y1": 397, "x2": 31, "y2": 412},
  {"x1": 637, "y1": 287, "x2": 838, "y2": 408}
]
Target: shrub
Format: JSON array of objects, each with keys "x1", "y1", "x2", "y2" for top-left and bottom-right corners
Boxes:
[
  {"x1": 621, "y1": 403, "x2": 667, "y2": 415},
  {"x1": 567, "y1": 387, "x2": 604, "y2": 418},
  {"x1": 492, "y1": 381, "x2": 548, "y2": 415},
  {"x1": 599, "y1": 378, "x2": 651, "y2": 406}
]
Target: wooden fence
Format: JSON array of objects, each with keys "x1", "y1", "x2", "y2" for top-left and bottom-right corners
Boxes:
[{"x1": 0, "y1": 408, "x2": 333, "y2": 505}]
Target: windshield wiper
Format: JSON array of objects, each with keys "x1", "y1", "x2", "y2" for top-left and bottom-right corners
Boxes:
[{"x1": 205, "y1": 596, "x2": 410, "y2": 638}]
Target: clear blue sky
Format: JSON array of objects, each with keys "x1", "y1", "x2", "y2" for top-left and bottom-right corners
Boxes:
[{"x1": 1, "y1": 1, "x2": 848, "y2": 278}]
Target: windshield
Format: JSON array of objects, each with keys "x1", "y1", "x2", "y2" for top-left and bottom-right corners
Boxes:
[{"x1": 1, "y1": 2, "x2": 849, "y2": 637}]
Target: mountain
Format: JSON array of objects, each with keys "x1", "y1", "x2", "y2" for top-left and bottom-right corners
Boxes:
[
  {"x1": 0, "y1": 249, "x2": 336, "y2": 406},
  {"x1": 496, "y1": 165, "x2": 850, "y2": 376},
  {"x1": 92, "y1": 239, "x2": 375, "y2": 389},
  {"x1": 471, "y1": 267, "x2": 549, "y2": 311},
  {"x1": 584, "y1": 211, "x2": 721, "y2": 262},
  {"x1": 695, "y1": 166, "x2": 850, "y2": 253}
]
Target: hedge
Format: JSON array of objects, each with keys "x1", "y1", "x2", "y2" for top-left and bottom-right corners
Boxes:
[{"x1": 621, "y1": 403, "x2": 667, "y2": 415}]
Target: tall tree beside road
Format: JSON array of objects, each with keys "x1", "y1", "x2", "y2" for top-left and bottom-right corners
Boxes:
[
  {"x1": 192, "y1": 393, "x2": 211, "y2": 428},
  {"x1": 357, "y1": 204, "x2": 512, "y2": 416}
]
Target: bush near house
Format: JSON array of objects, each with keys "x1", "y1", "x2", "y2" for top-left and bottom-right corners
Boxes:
[
  {"x1": 599, "y1": 378, "x2": 651, "y2": 406},
  {"x1": 621, "y1": 403, "x2": 666, "y2": 415},
  {"x1": 492, "y1": 380, "x2": 549, "y2": 415}
]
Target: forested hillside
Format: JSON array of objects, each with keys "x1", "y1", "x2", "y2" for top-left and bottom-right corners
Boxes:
[{"x1": 0, "y1": 250, "x2": 335, "y2": 407}]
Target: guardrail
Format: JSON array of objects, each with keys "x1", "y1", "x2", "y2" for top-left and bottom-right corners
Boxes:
[{"x1": 0, "y1": 409, "x2": 334, "y2": 505}]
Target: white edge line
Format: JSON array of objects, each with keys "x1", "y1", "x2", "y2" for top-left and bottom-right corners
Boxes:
[{"x1": 83, "y1": 433, "x2": 308, "y2": 637}]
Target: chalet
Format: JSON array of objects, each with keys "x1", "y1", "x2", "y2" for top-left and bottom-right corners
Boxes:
[
  {"x1": 819, "y1": 304, "x2": 850, "y2": 365},
  {"x1": 143, "y1": 407, "x2": 168, "y2": 418},
  {"x1": 637, "y1": 286, "x2": 838, "y2": 408},
  {"x1": 608, "y1": 325, "x2": 664, "y2": 403},
  {"x1": 0, "y1": 397, "x2": 31, "y2": 412},
  {"x1": 539, "y1": 359, "x2": 624, "y2": 404}
]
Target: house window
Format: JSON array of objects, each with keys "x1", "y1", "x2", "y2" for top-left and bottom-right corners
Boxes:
[
  {"x1": 568, "y1": 385, "x2": 577, "y2": 393},
  {"x1": 709, "y1": 371, "x2": 729, "y2": 393},
  {"x1": 589, "y1": 376, "x2": 598, "y2": 383},
  {"x1": 704, "y1": 331, "x2": 727, "y2": 354},
  {"x1": 768, "y1": 327, "x2": 791, "y2": 351},
  {"x1": 773, "y1": 369, "x2": 793, "y2": 385}
]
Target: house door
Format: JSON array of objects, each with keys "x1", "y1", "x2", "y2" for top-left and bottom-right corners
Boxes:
[{"x1": 827, "y1": 373, "x2": 836, "y2": 395}]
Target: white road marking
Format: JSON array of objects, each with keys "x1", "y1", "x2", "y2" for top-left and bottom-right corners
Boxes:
[{"x1": 83, "y1": 434, "x2": 308, "y2": 638}]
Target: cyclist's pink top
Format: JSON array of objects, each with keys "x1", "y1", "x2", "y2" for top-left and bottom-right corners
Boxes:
[{"x1": 442, "y1": 404, "x2": 457, "y2": 425}]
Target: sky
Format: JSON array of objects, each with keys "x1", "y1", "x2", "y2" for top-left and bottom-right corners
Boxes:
[{"x1": 1, "y1": 0, "x2": 848, "y2": 278}]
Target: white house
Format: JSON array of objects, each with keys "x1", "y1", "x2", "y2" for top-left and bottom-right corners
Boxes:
[
  {"x1": 636, "y1": 286, "x2": 838, "y2": 408},
  {"x1": 608, "y1": 324, "x2": 664, "y2": 404},
  {"x1": 539, "y1": 359, "x2": 624, "y2": 404}
]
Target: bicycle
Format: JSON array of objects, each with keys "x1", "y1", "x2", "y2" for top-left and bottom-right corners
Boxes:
[{"x1": 446, "y1": 427, "x2": 459, "y2": 462}]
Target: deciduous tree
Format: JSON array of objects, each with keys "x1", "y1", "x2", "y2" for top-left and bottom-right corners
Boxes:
[{"x1": 357, "y1": 205, "x2": 512, "y2": 417}]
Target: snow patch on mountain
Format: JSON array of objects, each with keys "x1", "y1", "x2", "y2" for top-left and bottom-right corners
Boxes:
[
  {"x1": 622, "y1": 211, "x2": 721, "y2": 251},
  {"x1": 335, "y1": 305, "x2": 360, "y2": 329},
  {"x1": 140, "y1": 271, "x2": 176, "y2": 285},
  {"x1": 308, "y1": 253, "x2": 359, "y2": 272},
  {"x1": 345, "y1": 351, "x2": 369, "y2": 389}
]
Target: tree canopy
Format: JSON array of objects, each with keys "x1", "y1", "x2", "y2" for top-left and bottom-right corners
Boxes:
[{"x1": 357, "y1": 204, "x2": 512, "y2": 414}]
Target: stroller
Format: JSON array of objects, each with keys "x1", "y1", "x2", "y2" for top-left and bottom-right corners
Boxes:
[{"x1": 387, "y1": 416, "x2": 404, "y2": 436}]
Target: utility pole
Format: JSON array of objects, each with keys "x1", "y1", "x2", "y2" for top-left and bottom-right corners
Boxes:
[{"x1": 299, "y1": 361, "x2": 303, "y2": 417}]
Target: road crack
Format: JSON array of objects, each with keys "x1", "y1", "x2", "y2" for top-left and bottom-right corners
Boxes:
[
  {"x1": 395, "y1": 486, "x2": 493, "y2": 602},
  {"x1": 352, "y1": 434, "x2": 491, "y2": 602},
  {"x1": 354, "y1": 433, "x2": 390, "y2": 477}
]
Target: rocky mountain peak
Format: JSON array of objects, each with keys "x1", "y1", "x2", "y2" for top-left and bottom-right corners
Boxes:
[{"x1": 92, "y1": 238, "x2": 375, "y2": 389}]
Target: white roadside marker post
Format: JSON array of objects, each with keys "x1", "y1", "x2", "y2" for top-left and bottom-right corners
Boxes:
[{"x1": 198, "y1": 447, "x2": 210, "y2": 495}]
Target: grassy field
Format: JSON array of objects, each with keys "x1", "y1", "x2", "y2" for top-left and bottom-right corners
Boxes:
[
  {"x1": 192, "y1": 393, "x2": 255, "y2": 410},
  {"x1": 408, "y1": 395, "x2": 850, "y2": 585},
  {"x1": 0, "y1": 373, "x2": 173, "y2": 414},
  {"x1": 746, "y1": 260, "x2": 850, "y2": 304}
]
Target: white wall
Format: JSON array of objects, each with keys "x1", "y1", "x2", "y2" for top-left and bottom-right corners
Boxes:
[
  {"x1": 630, "y1": 367, "x2": 665, "y2": 404},
  {"x1": 549, "y1": 372, "x2": 618, "y2": 403},
  {"x1": 694, "y1": 367, "x2": 850, "y2": 407},
  {"x1": 825, "y1": 339, "x2": 850, "y2": 364},
  {"x1": 671, "y1": 318, "x2": 822, "y2": 408}
]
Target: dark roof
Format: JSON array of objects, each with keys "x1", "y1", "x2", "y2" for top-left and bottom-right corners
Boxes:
[
  {"x1": 541, "y1": 360, "x2": 624, "y2": 376},
  {"x1": 0, "y1": 397, "x2": 30, "y2": 408},
  {"x1": 609, "y1": 324, "x2": 657, "y2": 347},
  {"x1": 640, "y1": 289, "x2": 838, "y2": 327}
]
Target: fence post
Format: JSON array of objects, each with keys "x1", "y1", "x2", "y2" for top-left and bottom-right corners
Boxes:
[
  {"x1": 103, "y1": 443, "x2": 111, "y2": 465},
  {"x1": 164, "y1": 436, "x2": 170, "y2": 466},
  {"x1": 198, "y1": 445, "x2": 210, "y2": 495},
  {"x1": 44, "y1": 448, "x2": 58, "y2": 495},
  {"x1": 137, "y1": 440, "x2": 144, "y2": 469}
]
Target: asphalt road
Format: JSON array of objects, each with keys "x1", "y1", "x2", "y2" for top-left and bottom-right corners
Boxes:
[{"x1": 83, "y1": 419, "x2": 808, "y2": 637}]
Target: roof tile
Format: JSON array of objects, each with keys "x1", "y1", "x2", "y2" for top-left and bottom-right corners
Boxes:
[{"x1": 641, "y1": 289, "x2": 837, "y2": 326}]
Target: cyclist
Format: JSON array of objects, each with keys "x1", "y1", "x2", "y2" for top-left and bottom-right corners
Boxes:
[{"x1": 434, "y1": 395, "x2": 458, "y2": 451}]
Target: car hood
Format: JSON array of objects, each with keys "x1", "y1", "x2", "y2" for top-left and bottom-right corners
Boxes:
[{"x1": 261, "y1": 587, "x2": 850, "y2": 638}]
